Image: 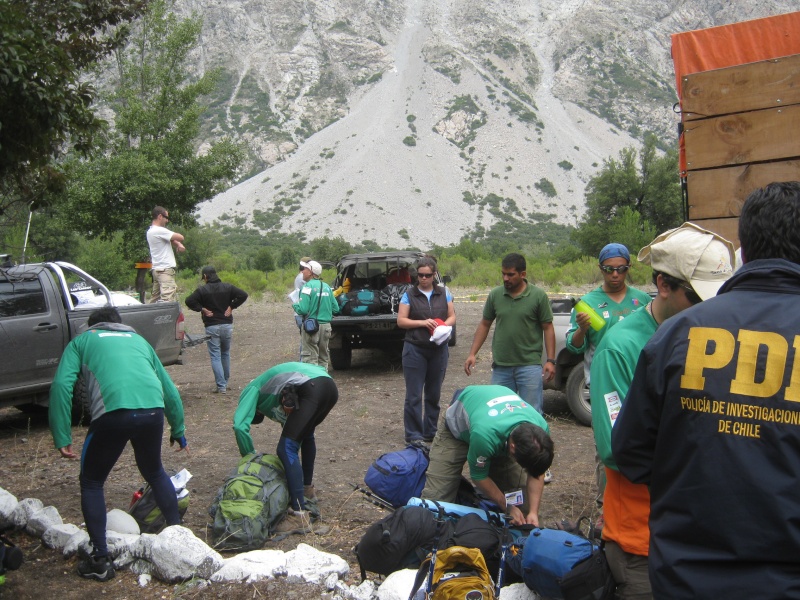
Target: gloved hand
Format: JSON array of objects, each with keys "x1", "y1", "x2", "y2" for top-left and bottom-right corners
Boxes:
[{"x1": 170, "y1": 435, "x2": 188, "y2": 452}]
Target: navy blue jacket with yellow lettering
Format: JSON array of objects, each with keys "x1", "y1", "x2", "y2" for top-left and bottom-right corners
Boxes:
[{"x1": 612, "y1": 258, "x2": 800, "y2": 600}]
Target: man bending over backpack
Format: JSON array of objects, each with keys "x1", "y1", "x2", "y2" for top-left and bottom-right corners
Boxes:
[
  {"x1": 233, "y1": 362, "x2": 338, "y2": 534},
  {"x1": 421, "y1": 385, "x2": 553, "y2": 526}
]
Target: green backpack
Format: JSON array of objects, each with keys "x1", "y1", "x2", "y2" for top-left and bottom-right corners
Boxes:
[
  {"x1": 128, "y1": 485, "x2": 190, "y2": 534},
  {"x1": 208, "y1": 453, "x2": 290, "y2": 551}
]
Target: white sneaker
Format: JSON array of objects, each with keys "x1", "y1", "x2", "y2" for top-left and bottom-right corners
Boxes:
[{"x1": 544, "y1": 469, "x2": 553, "y2": 484}]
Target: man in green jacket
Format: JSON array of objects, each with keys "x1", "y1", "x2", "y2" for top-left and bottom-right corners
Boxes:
[
  {"x1": 233, "y1": 362, "x2": 338, "y2": 533},
  {"x1": 293, "y1": 260, "x2": 339, "y2": 370},
  {"x1": 49, "y1": 307, "x2": 188, "y2": 582}
]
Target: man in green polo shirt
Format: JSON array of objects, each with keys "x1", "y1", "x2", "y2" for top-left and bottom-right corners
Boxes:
[
  {"x1": 464, "y1": 253, "x2": 556, "y2": 414},
  {"x1": 421, "y1": 385, "x2": 554, "y2": 526}
]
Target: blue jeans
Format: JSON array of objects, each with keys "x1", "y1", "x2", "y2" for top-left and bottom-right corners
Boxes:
[
  {"x1": 80, "y1": 409, "x2": 179, "y2": 556},
  {"x1": 206, "y1": 324, "x2": 233, "y2": 390},
  {"x1": 402, "y1": 342, "x2": 449, "y2": 442},
  {"x1": 491, "y1": 364, "x2": 544, "y2": 414}
]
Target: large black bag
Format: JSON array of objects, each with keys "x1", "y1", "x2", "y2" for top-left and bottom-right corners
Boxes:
[
  {"x1": 354, "y1": 505, "x2": 450, "y2": 578},
  {"x1": 559, "y1": 545, "x2": 615, "y2": 600}
]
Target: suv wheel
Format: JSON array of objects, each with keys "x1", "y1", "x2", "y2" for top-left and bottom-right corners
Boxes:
[
  {"x1": 565, "y1": 363, "x2": 591, "y2": 427},
  {"x1": 330, "y1": 341, "x2": 352, "y2": 370}
]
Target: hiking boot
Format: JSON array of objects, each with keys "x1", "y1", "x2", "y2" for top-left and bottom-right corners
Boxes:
[
  {"x1": 77, "y1": 554, "x2": 115, "y2": 582},
  {"x1": 303, "y1": 484, "x2": 317, "y2": 500},
  {"x1": 212, "y1": 387, "x2": 228, "y2": 395},
  {"x1": 303, "y1": 496, "x2": 321, "y2": 520},
  {"x1": 274, "y1": 510, "x2": 313, "y2": 535},
  {"x1": 544, "y1": 469, "x2": 553, "y2": 484}
]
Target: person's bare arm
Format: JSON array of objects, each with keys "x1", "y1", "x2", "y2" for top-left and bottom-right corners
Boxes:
[
  {"x1": 464, "y1": 318, "x2": 492, "y2": 375},
  {"x1": 524, "y1": 473, "x2": 545, "y2": 526},
  {"x1": 170, "y1": 232, "x2": 186, "y2": 252},
  {"x1": 542, "y1": 321, "x2": 556, "y2": 382}
]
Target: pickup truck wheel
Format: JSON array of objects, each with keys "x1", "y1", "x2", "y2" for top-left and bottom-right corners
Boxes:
[
  {"x1": 447, "y1": 324, "x2": 457, "y2": 347},
  {"x1": 565, "y1": 363, "x2": 592, "y2": 427},
  {"x1": 330, "y1": 343, "x2": 352, "y2": 370},
  {"x1": 71, "y1": 376, "x2": 92, "y2": 426}
]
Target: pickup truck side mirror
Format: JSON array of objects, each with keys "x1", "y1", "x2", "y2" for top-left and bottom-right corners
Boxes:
[{"x1": 441, "y1": 275, "x2": 452, "y2": 284}]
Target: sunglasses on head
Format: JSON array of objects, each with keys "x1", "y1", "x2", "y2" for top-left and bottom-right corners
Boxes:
[
  {"x1": 679, "y1": 283, "x2": 702, "y2": 305},
  {"x1": 417, "y1": 272, "x2": 434, "y2": 278},
  {"x1": 600, "y1": 265, "x2": 630, "y2": 274}
]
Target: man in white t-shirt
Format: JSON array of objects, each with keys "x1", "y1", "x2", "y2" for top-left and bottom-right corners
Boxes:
[{"x1": 146, "y1": 206, "x2": 186, "y2": 303}]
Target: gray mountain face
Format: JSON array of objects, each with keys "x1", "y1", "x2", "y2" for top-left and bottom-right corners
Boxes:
[{"x1": 178, "y1": 0, "x2": 800, "y2": 248}]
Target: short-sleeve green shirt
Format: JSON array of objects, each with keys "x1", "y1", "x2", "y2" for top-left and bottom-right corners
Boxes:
[
  {"x1": 483, "y1": 282, "x2": 553, "y2": 365},
  {"x1": 445, "y1": 385, "x2": 550, "y2": 481}
]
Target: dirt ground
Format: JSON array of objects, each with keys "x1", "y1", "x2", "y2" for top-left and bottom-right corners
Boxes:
[{"x1": 0, "y1": 295, "x2": 597, "y2": 599}]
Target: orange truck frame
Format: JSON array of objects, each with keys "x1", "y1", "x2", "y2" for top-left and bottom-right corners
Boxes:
[{"x1": 672, "y1": 11, "x2": 800, "y2": 246}]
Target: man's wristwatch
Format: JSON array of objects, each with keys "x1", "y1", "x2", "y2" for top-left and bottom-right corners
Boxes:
[{"x1": 546, "y1": 358, "x2": 557, "y2": 365}]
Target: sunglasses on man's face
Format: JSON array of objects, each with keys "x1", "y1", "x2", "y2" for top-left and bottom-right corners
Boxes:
[
  {"x1": 417, "y1": 272, "x2": 434, "y2": 278},
  {"x1": 600, "y1": 265, "x2": 629, "y2": 274}
]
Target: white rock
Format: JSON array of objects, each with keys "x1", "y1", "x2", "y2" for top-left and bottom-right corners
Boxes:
[
  {"x1": 150, "y1": 525, "x2": 223, "y2": 582},
  {"x1": 284, "y1": 543, "x2": 349, "y2": 584},
  {"x1": 345, "y1": 579, "x2": 376, "y2": 600},
  {"x1": 11, "y1": 498, "x2": 43, "y2": 529},
  {"x1": 325, "y1": 571, "x2": 339, "y2": 590},
  {"x1": 106, "y1": 531, "x2": 141, "y2": 558},
  {"x1": 131, "y1": 532, "x2": 157, "y2": 561},
  {"x1": 210, "y1": 549, "x2": 286, "y2": 583},
  {"x1": 138, "y1": 573, "x2": 152, "y2": 587},
  {"x1": 26, "y1": 505, "x2": 62, "y2": 537},
  {"x1": 0, "y1": 488, "x2": 18, "y2": 528},
  {"x1": 106, "y1": 508, "x2": 140, "y2": 535},
  {"x1": 62, "y1": 530, "x2": 91, "y2": 557},
  {"x1": 499, "y1": 582, "x2": 540, "y2": 599},
  {"x1": 129, "y1": 558, "x2": 154, "y2": 576},
  {"x1": 42, "y1": 523, "x2": 82, "y2": 549},
  {"x1": 114, "y1": 550, "x2": 135, "y2": 569},
  {"x1": 376, "y1": 569, "x2": 420, "y2": 600}
]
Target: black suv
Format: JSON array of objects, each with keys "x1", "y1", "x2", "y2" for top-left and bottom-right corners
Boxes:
[{"x1": 328, "y1": 251, "x2": 454, "y2": 369}]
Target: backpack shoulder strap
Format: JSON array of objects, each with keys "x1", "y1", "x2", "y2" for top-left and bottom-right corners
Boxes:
[{"x1": 407, "y1": 556, "x2": 431, "y2": 600}]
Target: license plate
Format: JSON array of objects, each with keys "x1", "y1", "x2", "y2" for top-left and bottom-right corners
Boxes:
[{"x1": 360, "y1": 322, "x2": 395, "y2": 331}]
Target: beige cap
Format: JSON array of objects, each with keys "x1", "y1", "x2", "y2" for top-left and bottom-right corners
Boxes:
[
  {"x1": 308, "y1": 260, "x2": 323, "y2": 276},
  {"x1": 637, "y1": 222, "x2": 735, "y2": 301}
]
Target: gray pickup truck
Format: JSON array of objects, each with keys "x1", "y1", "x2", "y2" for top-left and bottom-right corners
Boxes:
[
  {"x1": 0, "y1": 261, "x2": 184, "y2": 419},
  {"x1": 548, "y1": 297, "x2": 590, "y2": 426}
]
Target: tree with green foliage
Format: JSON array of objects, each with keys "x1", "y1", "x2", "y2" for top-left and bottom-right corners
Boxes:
[
  {"x1": 253, "y1": 247, "x2": 276, "y2": 272},
  {"x1": 61, "y1": 0, "x2": 243, "y2": 262},
  {"x1": 574, "y1": 134, "x2": 682, "y2": 257},
  {"x1": 310, "y1": 236, "x2": 353, "y2": 264},
  {"x1": 0, "y1": 0, "x2": 147, "y2": 245}
]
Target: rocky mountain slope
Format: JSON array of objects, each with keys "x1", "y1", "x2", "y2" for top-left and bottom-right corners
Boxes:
[{"x1": 177, "y1": 0, "x2": 800, "y2": 248}]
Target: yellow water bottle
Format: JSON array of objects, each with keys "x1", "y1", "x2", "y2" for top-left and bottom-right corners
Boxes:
[{"x1": 574, "y1": 300, "x2": 606, "y2": 331}]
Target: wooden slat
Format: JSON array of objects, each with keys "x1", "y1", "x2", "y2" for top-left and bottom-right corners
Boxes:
[
  {"x1": 688, "y1": 217, "x2": 741, "y2": 248},
  {"x1": 686, "y1": 160, "x2": 800, "y2": 219},
  {"x1": 681, "y1": 54, "x2": 800, "y2": 121},
  {"x1": 684, "y1": 105, "x2": 800, "y2": 170}
]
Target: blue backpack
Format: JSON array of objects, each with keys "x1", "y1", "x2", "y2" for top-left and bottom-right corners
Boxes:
[
  {"x1": 364, "y1": 445, "x2": 429, "y2": 508},
  {"x1": 510, "y1": 528, "x2": 597, "y2": 599}
]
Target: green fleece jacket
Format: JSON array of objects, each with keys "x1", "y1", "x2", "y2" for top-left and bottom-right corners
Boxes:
[{"x1": 49, "y1": 322, "x2": 185, "y2": 450}]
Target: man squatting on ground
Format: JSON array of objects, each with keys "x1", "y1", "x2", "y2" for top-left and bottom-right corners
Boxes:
[
  {"x1": 185, "y1": 265, "x2": 248, "y2": 395},
  {"x1": 49, "y1": 307, "x2": 189, "y2": 581},
  {"x1": 566, "y1": 243, "x2": 651, "y2": 509},
  {"x1": 233, "y1": 362, "x2": 338, "y2": 533},
  {"x1": 591, "y1": 223, "x2": 734, "y2": 598},
  {"x1": 613, "y1": 182, "x2": 800, "y2": 599},
  {"x1": 293, "y1": 260, "x2": 339, "y2": 371},
  {"x1": 422, "y1": 384, "x2": 554, "y2": 526},
  {"x1": 146, "y1": 206, "x2": 185, "y2": 303}
]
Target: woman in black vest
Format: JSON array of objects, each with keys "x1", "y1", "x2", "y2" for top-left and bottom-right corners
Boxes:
[{"x1": 397, "y1": 256, "x2": 456, "y2": 445}]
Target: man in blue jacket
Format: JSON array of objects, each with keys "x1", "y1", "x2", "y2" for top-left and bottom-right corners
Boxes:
[{"x1": 613, "y1": 182, "x2": 800, "y2": 599}]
